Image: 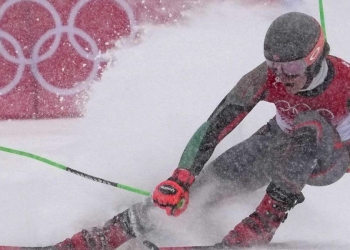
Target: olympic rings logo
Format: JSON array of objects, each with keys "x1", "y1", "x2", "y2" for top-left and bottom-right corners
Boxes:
[
  {"x1": 0, "y1": 0, "x2": 135, "y2": 96},
  {"x1": 276, "y1": 100, "x2": 335, "y2": 120}
]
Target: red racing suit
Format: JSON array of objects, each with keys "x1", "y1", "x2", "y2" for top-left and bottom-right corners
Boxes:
[{"x1": 178, "y1": 55, "x2": 350, "y2": 181}]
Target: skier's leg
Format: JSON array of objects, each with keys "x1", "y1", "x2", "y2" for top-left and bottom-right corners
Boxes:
[
  {"x1": 221, "y1": 182, "x2": 304, "y2": 247},
  {"x1": 272, "y1": 111, "x2": 349, "y2": 192},
  {"x1": 190, "y1": 119, "x2": 285, "y2": 204},
  {"x1": 53, "y1": 198, "x2": 157, "y2": 250},
  {"x1": 221, "y1": 111, "x2": 350, "y2": 248}
]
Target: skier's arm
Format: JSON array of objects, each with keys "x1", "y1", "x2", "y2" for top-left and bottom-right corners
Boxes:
[
  {"x1": 152, "y1": 62, "x2": 269, "y2": 216},
  {"x1": 178, "y1": 62, "x2": 269, "y2": 175}
]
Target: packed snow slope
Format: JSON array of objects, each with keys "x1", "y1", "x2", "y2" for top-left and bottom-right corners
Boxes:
[{"x1": 0, "y1": 1, "x2": 350, "y2": 249}]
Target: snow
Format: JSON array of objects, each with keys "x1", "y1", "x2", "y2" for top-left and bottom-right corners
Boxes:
[{"x1": 0, "y1": 1, "x2": 350, "y2": 249}]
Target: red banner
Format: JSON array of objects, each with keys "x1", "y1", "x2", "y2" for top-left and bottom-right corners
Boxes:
[
  {"x1": 0, "y1": 0, "x2": 133, "y2": 119},
  {"x1": 0, "y1": 0, "x2": 210, "y2": 119}
]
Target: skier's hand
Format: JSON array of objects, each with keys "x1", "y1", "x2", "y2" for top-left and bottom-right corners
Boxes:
[{"x1": 152, "y1": 168, "x2": 195, "y2": 216}]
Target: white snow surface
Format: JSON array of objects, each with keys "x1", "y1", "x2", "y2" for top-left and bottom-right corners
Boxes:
[{"x1": 1, "y1": 1, "x2": 350, "y2": 249}]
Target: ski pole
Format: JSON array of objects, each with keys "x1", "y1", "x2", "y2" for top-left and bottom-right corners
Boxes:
[
  {"x1": 318, "y1": 0, "x2": 327, "y2": 39},
  {"x1": 0, "y1": 145, "x2": 151, "y2": 197}
]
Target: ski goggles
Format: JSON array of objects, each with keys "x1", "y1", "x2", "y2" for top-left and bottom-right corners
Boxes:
[{"x1": 266, "y1": 30, "x2": 325, "y2": 76}]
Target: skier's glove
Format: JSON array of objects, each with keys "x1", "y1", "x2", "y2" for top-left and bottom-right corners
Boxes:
[{"x1": 152, "y1": 168, "x2": 195, "y2": 216}]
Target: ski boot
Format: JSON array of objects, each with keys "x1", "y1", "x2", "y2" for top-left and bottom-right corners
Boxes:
[{"x1": 221, "y1": 183, "x2": 304, "y2": 248}]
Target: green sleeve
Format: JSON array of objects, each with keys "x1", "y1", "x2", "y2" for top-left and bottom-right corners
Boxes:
[
  {"x1": 178, "y1": 121, "x2": 211, "y2": 170},
  {"x1": 177, "y1": 62, "x2": 268, "y2": 175}
]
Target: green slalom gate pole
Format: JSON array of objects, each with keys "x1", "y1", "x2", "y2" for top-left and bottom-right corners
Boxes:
[
  {"x1": 318, "y1": 0, "x2": 327, "y2": 39},
  {"x1": 0, "y1": 145, "x2": 151, "y2": 197}
]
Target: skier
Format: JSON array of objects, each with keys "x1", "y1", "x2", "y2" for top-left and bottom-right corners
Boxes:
[{"x1": 50, "y1": 12, "x2": 350, "y2": 249}]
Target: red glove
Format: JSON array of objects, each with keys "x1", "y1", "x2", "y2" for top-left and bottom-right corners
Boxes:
[{"x1": 153, "y1": 168, "x2": 195, "y2": 216}]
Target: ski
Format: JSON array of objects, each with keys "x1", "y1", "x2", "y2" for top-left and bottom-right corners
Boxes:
[
  {"x1": 143, "y1": 240, "x2": 232, "y2": 250},
  {"x1": 0, "y1": 241, "x2": 228, "y2": 250}
]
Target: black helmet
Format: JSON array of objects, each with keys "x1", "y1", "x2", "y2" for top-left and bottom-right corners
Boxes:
[{"x1": 264, "y1": 12, "x2": 329, "y2": 78}]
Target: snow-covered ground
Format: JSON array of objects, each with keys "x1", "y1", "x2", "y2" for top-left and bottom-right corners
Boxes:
[{"x1": 0, "y1": 1, "x2": 350, "y2": 249}]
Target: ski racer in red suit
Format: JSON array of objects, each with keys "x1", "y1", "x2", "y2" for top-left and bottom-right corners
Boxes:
[{"x1": 47, "y1": 12, "x2": 350, "y2": 249}]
